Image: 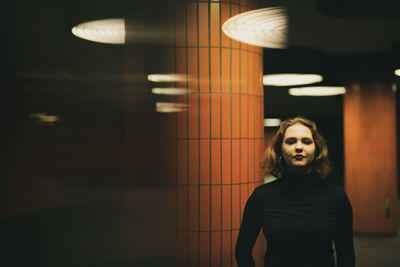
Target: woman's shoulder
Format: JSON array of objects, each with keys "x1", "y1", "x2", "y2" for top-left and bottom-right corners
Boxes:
[
  {"x1": 247, "y1": 179, "x2": 283, "y2": 205},
  {"x1": 322, "y1": 180, "x2": 352, "y2": 205},
  {"x1": 323, "y1": 179, "x2": 346, "y2": 194},
  {"x1": 253, "y1": 176, "x2": 284, "y2": 193}
]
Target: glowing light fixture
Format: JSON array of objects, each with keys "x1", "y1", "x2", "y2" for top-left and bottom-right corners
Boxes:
[
  {"x1": 263, "y1": 74, "x2": 323, "y2": 86},
  {"x1": 41, "y1": 115, "x2": 59, "y2": 123},
  {"x1": 288, "y1": 86, "x2": 346, "y2": 96},
  {"x1": 394, "y1": 69, "x2": 400, "y2": 76},
  {"x1": 29, "y1": 113, "x2": 60, "y2": 124},
  {"x1": 264, "y1": 118, "x2": 281, "y2": 127},
  {"x1": 152, "y1": 88, "x2": 190, "y2": 95},
  {"x1": 222, "y1": 7, "x2": 287, "y2": 48},
  {"x1": 71, "y1": 18, "x2": 125, "y2": 44},
  {"x1": 147, "y1": 74, "x2": 187, "y2": 83},
  {"x1": 156, "y1": 102, "x2": 187, "y2": 113}
]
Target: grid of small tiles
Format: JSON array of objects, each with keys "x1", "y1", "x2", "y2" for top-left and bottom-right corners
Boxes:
[{"x1": 166, "y1": 1, "x2": 265, "y2": 266}]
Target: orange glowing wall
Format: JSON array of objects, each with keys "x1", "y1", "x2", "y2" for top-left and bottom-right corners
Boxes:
[
  {"x1": 344, "y1": 80, "x2": 398, "y2": 233},
  {"x1": 166, "y1": 0, "x2": 266, "y2": 266}
]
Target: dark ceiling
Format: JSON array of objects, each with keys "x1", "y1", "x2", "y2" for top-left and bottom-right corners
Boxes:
[
  {"x1": 3, "y1": 0, "x2": 400, "y2": 122},
  {"x1": 262, "y1": 0, "x2": 400, "y2": 120}
]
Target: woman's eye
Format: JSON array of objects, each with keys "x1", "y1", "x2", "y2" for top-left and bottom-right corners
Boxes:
[
  {"x1": 285, "y1": 139, "x2": 296, "y2": 144},
  {"x1": 303, "y1": 139, "x2": 313, "y2": 144}
]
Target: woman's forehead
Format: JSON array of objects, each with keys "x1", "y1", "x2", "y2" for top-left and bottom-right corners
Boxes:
[{"x1": 284, "y1": 123, "x2": 313, "y2": 138}]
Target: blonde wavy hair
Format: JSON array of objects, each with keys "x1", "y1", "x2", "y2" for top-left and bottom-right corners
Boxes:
[{"x1": 261, "y1": 116, "x2": 332, "y2": 179}]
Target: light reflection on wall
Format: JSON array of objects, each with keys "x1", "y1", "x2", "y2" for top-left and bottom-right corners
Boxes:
[{"x1": 5, "y1": 0, "x2": 179, "y2": 266}]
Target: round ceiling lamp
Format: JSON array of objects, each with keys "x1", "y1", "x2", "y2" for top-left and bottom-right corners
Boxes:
[
  {"x1": 71, "y1": 18, "x2": 125, "y2": 44},
  {"x1": 156, "y1": 102, "x2": 187, "y2": 113},
  {"x1": 28, "y1": 113, "x2": 60, "y2": 125},
  {"x1": 394, "y1": 68, "x2": 400, "y2": 76},
  {"x1": 288, "y1": 86, "x2": 346, "y2": 96},
  {"x1": 147, "y1": 74, "x2": 187, "y2": 83},
  {"x1": 222, "y1": 7, "x2": 288, "y2": 48},
  {"x1": 151, "y1": 88, "x2": 190, "y2": 95},
  {"x1": 263, "y1": 73, "x2": 323, "y2": 86},
  {"x1": 264, "y1": 118, "x2": 281, "y2": 127}
]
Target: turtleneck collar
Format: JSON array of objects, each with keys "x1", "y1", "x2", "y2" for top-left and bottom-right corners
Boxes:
[{"x1": 283, "y1": 171, "x2": 318, "y2": 185}]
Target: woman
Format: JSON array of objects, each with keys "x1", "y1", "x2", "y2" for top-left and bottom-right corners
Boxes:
[{"x1": 235, "y1": 117, "x2": 355, "y2": 267}]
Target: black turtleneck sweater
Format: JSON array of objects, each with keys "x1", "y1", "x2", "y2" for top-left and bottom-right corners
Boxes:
[{"x1": 235, "y1": 173, "x2": 355, "y2": 267}]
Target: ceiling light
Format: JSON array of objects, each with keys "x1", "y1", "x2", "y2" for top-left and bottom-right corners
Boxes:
[
  {"x1": 152, "y1": 88, "x2": 191, "y2": 95},
  {"x1": 222, "y1": 7, "x2": 288, "y2": 48},
  {"x1": 28, "y1": 113, "x2": 60, "y2": 124},
  {"x1": 71, "y1": 18, "x2": 125, "y2": 44},
  {"x1": 263, "y1": 74, "x2": 323, "y2": 86},
  {"x1": 288, "y1": 86, "x2": 346, "y2": 96},
  {"x1": 156, "y1": 102, "x2": 187, "y2": 113},
  {"x1": 40, "y1": 115, "x2": 59, "y2": 123},
  {"x1": 394, "y1": 69, "x2": 400, "y2": 76},
  {"x1": 147, "y1": 74, "x2": 187, "y2": 82},
  {"x1": 264, "y1": 118, "x2": 281, "y2": 127}
]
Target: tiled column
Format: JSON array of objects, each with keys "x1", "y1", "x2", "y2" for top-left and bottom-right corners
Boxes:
[
  {"x1": 169, "y1": 0, "x2": 265, "y2": 266},
  {"x1": 344, "y1": 78, "x2": 398, "y2": 233}
]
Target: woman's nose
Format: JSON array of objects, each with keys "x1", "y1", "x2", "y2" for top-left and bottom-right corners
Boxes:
[{"x1": 295, "y1": 142, "x2": 303, "y2": 151}]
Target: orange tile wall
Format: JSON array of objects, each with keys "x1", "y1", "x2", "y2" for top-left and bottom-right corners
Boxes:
[{"x1": 169, "y1": 0, "x2": 265, "y2": 266}]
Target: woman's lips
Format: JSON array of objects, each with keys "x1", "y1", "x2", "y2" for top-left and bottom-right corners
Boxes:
[{"x1": 294, "y1": 155, "x2": 304, "y2": 159}]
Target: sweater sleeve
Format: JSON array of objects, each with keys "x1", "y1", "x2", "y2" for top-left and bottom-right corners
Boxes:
[
  {"x1": 335, "y1": 191, "x2": 355, "y2": 267},
  {"x1": 235, "y1": 190, "x2": 263, "y2": 267}
]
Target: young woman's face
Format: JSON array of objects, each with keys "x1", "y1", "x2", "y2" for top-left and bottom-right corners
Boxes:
[{"x1": 281, "y1": 123, "x2": 316, "y2": 174}]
